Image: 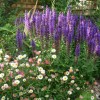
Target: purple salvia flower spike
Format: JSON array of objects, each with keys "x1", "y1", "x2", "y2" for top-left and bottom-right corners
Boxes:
[
  {"x1": 94, "y1": 45, "x2": 100, "y2": 56},
  {"x1": 31, "y1": 40, "x2": 36, "y2": 50},
  {"x1": 16, "y1": 29, "x2": 23, "y2": 50},
  {"x1": 75, "y1": 43, "x2": 80, "y2": 57}
]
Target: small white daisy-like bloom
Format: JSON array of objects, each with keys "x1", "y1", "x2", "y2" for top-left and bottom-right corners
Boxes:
[
  {"x1": 67, "y1": 98, "x2": 70, "y2": 100},
  {"x1": 0, "y1": 49, "x2": 3, "y2": 54},
  {"x1": 26, "y1": 63, "x2": 30, "y2": 67},
  {"x1": 62, "y1": 76, "x2": 68, "y2": 81},
  {"x1": 15, "y1": 75, "x2": 22, "y2": 79},
  {"x1": 10, "y1": 62, "x2": 18, "y2": 68},
  {"x1": 51, "y1": 49, "x2": 56, "y2": 53},
  {"x1": 48, "y1": 78, "x2": 52, "y2": 82},
  {"x1": 91, "y1": 90, "x2": 94, "y2": 93},
  {"x1": 68, "y1": 91, "x2": 72, "y2": 95},
  {"x1": 0, "y1": 73, "x2": 4, "y2": 78},
  {"x1": 45, "y1": 76, "x2": 48, "y2": 79},
  {"x1": 65, "y1": 71, "x2": 69, "y2": 75},
  {"x1": 37, "y1": 74, "x2": 43, "y2": 80},
  {"x1": 23, "y1": 54, "x2": 27, "y2": 58},
  {"x1": 15, "y1": 69, "x2": 19, "y2": 72},
  {"x1": 45, "y1": 95, "x2": 49, "y2": 98},
  {"x1": 28, "y1": 89, "x2": 33, "y2": 93},
  {"x1": 38, "y1": 58, "x2": 42, "y2": 62},
  {"x1": 13, "y1": 80, "x2": 20, "y2": 85},
  {"x1": 76, "y1": 69, "x2": 79, "y2": 72},
  {"x1": 91, "y1": 96, "x2": 94, "y2": 100},
  {"x1": 19, "y1": 92, "x2": 23, "y2": 96},
  {"x1": 1, "y1": 96, "x2": 6, "y2": 100},
  {"x1": 17, "y1": 55, "x2": 23, "y2": 60},
  {"x1": 20, "y1": 86, "x2": 24, "y2": 90},
  {"x1": 80, "y1": 75, "x2": 83, "y2": 77},
  {"x1": 1, "y1": 86, "x2": 5, "y2": 90},
  {"x1": 41, "y1": 69, "x2": 45, "y2": 74},
  {"x1": 38, "y1": 67, "x2": 43, "y2": 72},
  {"x1": 51, "y1": 54, "x2": 57, "y2": 59},
  {"x1": 23, "y1": 78, "x2": 26, "y2": 82},
  {"x1": 70, "y1": 67, "x2": 73, "y2": 69},
  {"x1": 4, "y1": 58, "x2": 8, "y2": 61},
  {"x1": 76, "y1": 87, "x2": 80, "y2": 90},
  {"x1": 7, "y1": 98, "x2": 9, "y2": 100},
  {"x1": 4, "y1": 55, "x2": 10, "y2": 61},
  {"x1": 71, "y1": 80, "x2": 75, "y2": 84},
  {"x1": 38, "y1": 98, "x2": 42, "y2": 100},
  {"x1": 5, "y1": 55, "x2": 10, "y2": 58},
  {"x1": 36, "y1": 56, "x2": 38, "y2": 58},
  {"x1": 3, "y1": 84, "x2": 9, "y2": 89}
]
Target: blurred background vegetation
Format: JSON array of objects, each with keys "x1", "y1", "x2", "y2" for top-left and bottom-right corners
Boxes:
[{"x1": 0, "y1": 0, "x2": 100, "y2": 26}]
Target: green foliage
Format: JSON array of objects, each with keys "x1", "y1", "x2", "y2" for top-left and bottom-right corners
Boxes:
[
  {"x1": 76, "y1": 90, "x2": 96, "y2": 100},
  {"x1": 0, "y1": 0, "x2": 19, "y2": 26},
  {"x1": 0, "y1": 23, "x2": 17, "y2": 54}
]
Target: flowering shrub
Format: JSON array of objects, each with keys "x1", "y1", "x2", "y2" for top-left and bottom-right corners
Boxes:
[
  {"x1": 0, "y1": 48, "x2": 90, "y2": 100},
  {"x1": 0, "y1": 5, "x2": 99, "y2": 100},
  {"x1": 15, "y1": 6, "x2": 100, "y2": 81}
]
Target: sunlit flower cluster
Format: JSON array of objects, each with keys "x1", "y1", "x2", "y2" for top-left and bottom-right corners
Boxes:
[{"x1": 0, "y1": 48, "x2": 96, "y2": 99}]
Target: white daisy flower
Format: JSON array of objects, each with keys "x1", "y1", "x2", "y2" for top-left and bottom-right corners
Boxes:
[
  {"x1": 13, "y1": 80, "x2": 20, "y2": 85},
  {"x1": 23, "y1": 78, "x2": 26, "y2": 82},
  {"x1": 76, "y1": 87, "x2": 80, "y2": 90},
  {"x1": 1, "y1": 86, "x2": 5, "y2": 90},
  {"x1": 67, "y1": 98, "x2": 70, "y2": 100},
  {"x1": 37, "y1": 74, "x2": 43, "y2": 80},
  {"x1": 51, "y1": 49, "x2": 56, "y2": 53},
  {"x1": 10, "y1": 62, "x2": 18, "y2": 68},
  {"x1": 68, "y1": 91, "x2": 72, "y2": 95},
  {"x1": 65, "y1": 71, "x2": 69, "y2": 75},
  {"x1": 26, "y1": 63, "x2": 30, "y2": 67},
  {"x1": 28, "y1": 89, "x2": 33, "y2": 93},
  {"x1": 91, "y1": 96, "x2": 94, "y2": 100},
  {"x1": 41, "y1": 70, "x2": 45, "y2": 74},
  {"x1": 91, "y1": 90, "x2": 94, "y2": 93},
  {"x1": 3, "y1": 84, "x2": 9, "y2": 89},
  {"x1": 48, "y1": 78, "x2": 52, "y2": 82},
  {"x1": 38, "y1": 67, "x2": 43, "y2": 72},
  {"x1": 71, "y1": 80, "x2": 75, "y2": 84},
  {"x1": 19, "y1": 92, "x2": 23, "y2": 96},
  {"x1": 52, "y1": 54, "x2": 57, "y2": 59},
  {"x1": 62, "y1": 76, "x2": 68, "y2": 81},
  {"x1": 17, "y1": 55, "x2": 23, "y2": 60},
  {"x1": 1, "y1": 96, "x2": 6, "y2": 100},
  {"x1": 0, "y1": 73, "x2": 4, "y2": 78}
]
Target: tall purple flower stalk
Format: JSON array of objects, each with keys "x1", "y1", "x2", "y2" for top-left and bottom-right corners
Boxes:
[
  {"x1": 75, "y1": 43, "x2": 80, "y2": 64},
  {"x1": 54, "y1": 33, "x2": 60, "y2": 53},
  {"x1": 94, "y1": 45, "x2": 100, "y2": 56},
  {"x1": 24, "y1": 11, "x2": 32, "y2": 32},
  {"x1": 16, "y1": 29, "x2": 23, "y2": 50},
  {"x1": 31, "y1": 40, "x2": 36, "y2": 50},
  {"x1": 75, "y1": 43, "x2": 80, "y2": 57}
]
